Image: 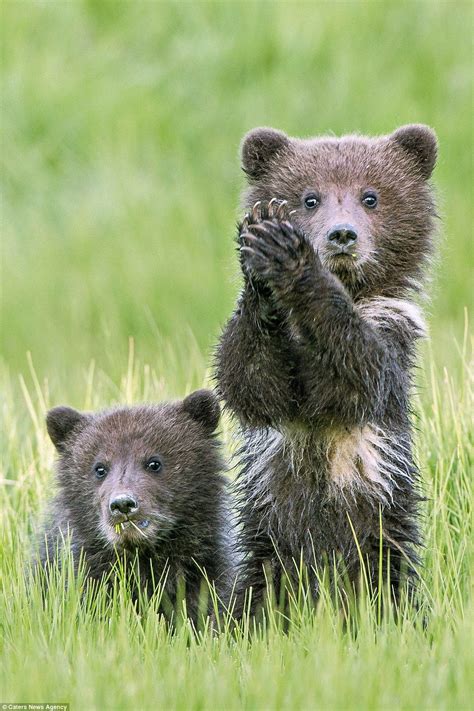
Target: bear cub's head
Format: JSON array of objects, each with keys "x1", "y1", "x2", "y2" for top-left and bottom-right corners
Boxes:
[
  {"x1": 46, "y1": 390, "x2": 222, "y2": 550},
  {"x1": 241, "y1": 124, "x2": 438, "y2": 296}
]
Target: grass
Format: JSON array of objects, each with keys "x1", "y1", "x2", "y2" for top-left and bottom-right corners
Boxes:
[
  {"x1": 0, "y1": 333, "x2": 472, "y2": 709},
  {"x1": 1, "y1": 1, "x2": 473, "y2": 709}
]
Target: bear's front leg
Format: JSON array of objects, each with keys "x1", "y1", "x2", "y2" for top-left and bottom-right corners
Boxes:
[
  {"x1": 240, "y1": 216, "x2": 390, "y2": 427},
  {"x1": 215, "y1": 200, "x2": 300, "y2": 427}
]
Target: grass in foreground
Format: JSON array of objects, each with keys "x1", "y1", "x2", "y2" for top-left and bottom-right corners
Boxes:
[{"x1": 0, "y1": 331, "x2": 472, "y2": 710}]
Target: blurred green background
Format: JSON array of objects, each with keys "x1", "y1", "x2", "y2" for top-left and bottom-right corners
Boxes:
[
  {"x1": 2, "y1": 0, "x2": 472, "y2": 390},
  {"x1": 1, "y1": 7, "x2": 472, "y2": 706}
]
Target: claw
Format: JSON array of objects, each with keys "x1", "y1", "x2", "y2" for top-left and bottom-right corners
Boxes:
[
  {"x1": 268, "y1": 197, "x2": 279, "y2": 218},
  {"x1": 275, "y1": 200, "x2": 289, "y2": 221},
  {"x1": 251, "y1": 201, "x2": 262, "y2": 222}
]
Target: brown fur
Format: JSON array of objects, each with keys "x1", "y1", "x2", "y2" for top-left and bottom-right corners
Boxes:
[
  {"x1": 215, "y1": 125, "x2": 437, "y2": 614},
  {"x1": 241, "y1": 125, "x2": 437, "y2": 300},
  {"x1": 38, "y1": 390, "x2": 231, "y2": 623}
]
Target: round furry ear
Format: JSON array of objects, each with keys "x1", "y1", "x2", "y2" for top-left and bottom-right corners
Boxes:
[
  {"x1": 241, "y1": 127, "x2": 289, "y2": 180},
  {"x1": 391, "y1": 124, "x2": 438, "y2": 179},
  {"x1": 46, "y1": 406, "x2": 86, "y2": 451},
  {"x1": 182, "y1": 389, "x2": 220, "y2": 434}
]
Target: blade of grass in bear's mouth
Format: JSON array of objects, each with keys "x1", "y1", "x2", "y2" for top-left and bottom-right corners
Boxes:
[{"x1": 113, "y1": 520, "x2": 149, "y2": 535}]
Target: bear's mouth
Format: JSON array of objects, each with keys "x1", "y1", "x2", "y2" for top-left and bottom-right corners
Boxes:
[
  {"x1": 325, "y1": 251, "x2": 359, "y2": 271},
  {"x1": 113, "y1": 518, "x2": 150, "y2": 537},
  {"x1": 331, "y1": 252, "x2": 356, "y2": 260},
  {"x1": 327, "y1": 245, "x2": 358, "y2": 258}
]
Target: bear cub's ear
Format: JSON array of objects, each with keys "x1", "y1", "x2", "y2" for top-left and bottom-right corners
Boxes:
[
  {"x1": 46, "y1": 406, "x2": 87, "y2": 451},
  {"x1": 391, "y1": 124, "x2": 438, "y2": 179},
  {"x1": 182, "y1": 389, "x2": 220, "y2": 434},
  {"x1": 241, "y1": 127, "x2": 290, "y2": 180}
]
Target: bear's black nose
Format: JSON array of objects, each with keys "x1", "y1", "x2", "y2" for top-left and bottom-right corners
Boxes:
[
  {"x1": 327, "y1": 223, "x2": 358, "y2": 247},
  {"x1": 109, "y1": 494, "x2": 138, "y2": 515}
]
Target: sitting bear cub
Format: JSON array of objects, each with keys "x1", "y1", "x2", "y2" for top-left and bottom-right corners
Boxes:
[
  {"x1": 216, "y1": 124, "x2": 438, "y2": 614},
  {"x1": 38, "y1": 389, "x2": 230, "y2": 622}
]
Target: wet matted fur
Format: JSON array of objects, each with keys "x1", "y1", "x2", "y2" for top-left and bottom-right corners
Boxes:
[{"x1": 215, "y1": 125, "x2": 438, "y2": 615}]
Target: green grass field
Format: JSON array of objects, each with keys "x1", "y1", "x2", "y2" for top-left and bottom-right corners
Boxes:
[{"x1": 1, "y1": 2, "x2": 473, "y2": 709}]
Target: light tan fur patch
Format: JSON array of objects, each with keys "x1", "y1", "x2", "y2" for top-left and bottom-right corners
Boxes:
[{"x1": 326, "y1": 425, "x2": 397, "y2": 501}]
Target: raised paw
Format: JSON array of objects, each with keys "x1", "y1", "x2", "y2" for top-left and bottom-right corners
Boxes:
[
  {"x1": 240, "y1": 214, "x2": 316, "y2": 293},
  {"x1": 238, "y1": 199, "x2": 299, "y2": 284}
]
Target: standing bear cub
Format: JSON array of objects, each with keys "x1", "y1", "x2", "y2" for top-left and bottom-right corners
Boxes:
[
  {"x1": 216, "y1": 125, "x2": 437, "y2": 613},
  {"x1": 39, "y1": 390, "x2": 230, "y2": 622}
]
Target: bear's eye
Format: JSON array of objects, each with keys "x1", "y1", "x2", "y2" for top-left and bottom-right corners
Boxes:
[
  {"x1": 362, "y1": 191, "x2": 378, "y2": 209},
  {"x1": 146, "y1": 457, "x2": 162, "y2": 473},
  {"x1": 94, "y1": 463, "x2": 108, "y2": 480},
  {"x1": 304, "y1": 193, "x2": 320, "y2": 210}
]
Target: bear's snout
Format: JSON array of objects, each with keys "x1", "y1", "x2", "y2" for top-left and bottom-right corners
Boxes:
[
  {"x1": 327, "y1": 223, "x2": 358, "y2": 251},
  {"x1": 109, "y1": 494, "x2": 138, "y2": 517}
]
